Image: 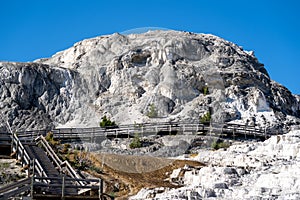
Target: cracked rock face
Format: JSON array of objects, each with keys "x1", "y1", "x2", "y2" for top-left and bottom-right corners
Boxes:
[
  {"x1": 0, "y1": 30, "x2": 299, "y2": 131},
  {"x1": 0, "y1": 62, "x2": 76, "y2": 131}
]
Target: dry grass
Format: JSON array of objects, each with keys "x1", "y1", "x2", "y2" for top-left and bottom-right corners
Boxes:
[{"x1": 87, "y1": 153, "x2": 205, "y2": 199}]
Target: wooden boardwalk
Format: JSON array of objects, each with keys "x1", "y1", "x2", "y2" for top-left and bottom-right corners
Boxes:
[
  {"x1": 46, "y1": 122, "x2": 272, "y2": 143},
  {"x1": 0, "y1": 122, "x2": 274, "y2": 145},
  {"x1": 0, "y1": 133, "x2": 105, "y2": 199}
]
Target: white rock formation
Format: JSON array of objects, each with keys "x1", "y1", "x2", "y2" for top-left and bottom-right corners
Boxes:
[
  {"x1": 0, "y1": 30, "x2": 299, "y2": 131},
  {"x1": 131, "y1": 130, "x2": 300, "y2": 199}
]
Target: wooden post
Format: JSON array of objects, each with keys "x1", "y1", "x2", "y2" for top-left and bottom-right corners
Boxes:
[
  {"x1": 11, "y1": 136, "x2": 13, "y2": 155},
  {"x1": 30, "y1": 159, "x2": 35, "y2": 197},
  {"x1": 16, "y1": 138, "x2": 19, "y2": 159},
  {"x1": 93, "y1": 127, "x2": 95, "y2": 143},
  {"x1": 91, "y1": 131, "x2": 93, "y2": 143},
  {"x1": 209, "y1": 122, "x2": 212, "y2": 137},
  {"x1": 62, "y1": 176, "x2": 65, "y2": 200},
  {"x1": 21, "y1": 148, "x2": 24, "y2": 166},
  {"x1": 98, "y1": 178, "x2": 103, "y2": 200},
  {"x1": 233, "y1": 127, "x2": 235, "y2": 140},
  {"x1": 264, "y1": 127, "x2": 267, "y2": 140},
  {"x1": 221, "y1": 125, "x2": 223, "y2": 139}
]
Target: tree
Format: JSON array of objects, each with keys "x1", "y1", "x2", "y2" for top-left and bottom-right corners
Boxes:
[
  {"x1": 100, "y1": 116, "x2": 116, "y2": 128},
  {"x1": 129, "y1": 133, "x2": 142, "y2": 149},
  {"x1": 200, "y1": 111, "x2": 211, "y2": 124},
  {"x1": 203, "y1": 85, "x2": 209, "y2": 95}
]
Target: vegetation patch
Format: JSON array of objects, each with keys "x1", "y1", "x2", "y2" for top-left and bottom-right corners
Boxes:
[
  {"x1": 45, "y1": 132, "x2": 60, "y2": 147},
  {"x1": 202, "y1": 85, "x2": 209, "y2": 95},
  {"x1": 0, "y1": 162, "x2": 10, "y2": 170},
  {"x1": 100, "y1": 115, "x2": 117, "y2": 128},
  {"x1": 147, "y1": 103, "x2": 158, "y2": 118},
  {"x1": 200, "y1": 111, "x2": 211, "y2": 124},
  {"x1": 129, "y1": 133, "x2": 142, "y2": 149},
  {"x1": 211, "y1": 140, "x2": 231, "y2": 150}
]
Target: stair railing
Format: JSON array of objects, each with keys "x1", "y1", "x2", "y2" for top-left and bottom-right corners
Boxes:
[{"x1": 35, "y1": 135, "x2": 85, "y2": 186}]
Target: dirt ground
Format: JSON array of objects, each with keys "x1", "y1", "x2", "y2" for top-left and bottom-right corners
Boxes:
[
  {"x1": 0, "y1": 158, "x2": 26, "y2": 186},
  {"x1": 87, "y1": 153, "x2": 205, "y2": 199}
]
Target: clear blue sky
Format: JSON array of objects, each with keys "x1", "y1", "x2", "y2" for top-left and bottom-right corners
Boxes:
[{"x1": 0, "y1": 0, "x2": 299, "y2": 94}]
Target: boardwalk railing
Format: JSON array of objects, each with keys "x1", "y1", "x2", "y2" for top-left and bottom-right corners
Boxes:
[
  {"x1": 7, "y1": 132, "x2": 103, "y2": 198},
  {"x1": 11, "y1": 122, "x2": 274, "y2": 143},
  {"x1": 48, "y1": 122, "x2": 271, "y2": 142},
  {"x1": 35, "y1": 135, "x2": 86, "y2": 186},
  {"x1": 10, "y1": 122, "x2": 274, "y2": 146},
  {"x1": 0, "y1": 175, "x2": 103, "y2": 199},
  {"x1": 31, "y1": 176, "x2": 103, "y2": 198},
  {"x1": 11, "y1": 132, "x2": 32, "y2": 176},
  {"x1": 0, "y1": 178, "x2": 31, "y2": 200}
]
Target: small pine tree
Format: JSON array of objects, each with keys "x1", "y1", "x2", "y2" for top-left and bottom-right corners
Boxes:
[
  {"x1": 129, "y1": 133, "x2": 142, "y2": 149},
  {"x1": 200, "y1": 112, "x2": 211, "y2": 124},
  {"x1": 100, "y1": 116, "x2": 116, "y2": 128},
  {"x1": 203, "y1": 86, "x2": 209, "y2": 95}
]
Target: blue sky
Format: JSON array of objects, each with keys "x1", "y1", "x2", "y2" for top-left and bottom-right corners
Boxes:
[{"x1": 0, "y1": 0, "x2": 299, "y2": 94}]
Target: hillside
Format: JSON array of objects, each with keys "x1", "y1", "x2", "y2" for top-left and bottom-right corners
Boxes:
[{"x1": 0, "y1": 30, "x2": 299, "y2": 132}]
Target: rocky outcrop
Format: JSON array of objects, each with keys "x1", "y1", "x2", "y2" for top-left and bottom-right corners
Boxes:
[
  {"x1": 0, "y1": 62, "x2": 75, "y2": 131},
  {"x1": 131, "y1": 130, "x2": 300, "y2": 199},
  {"x1": 0, "y1": 30, "x2": 299, "y2": 131}
]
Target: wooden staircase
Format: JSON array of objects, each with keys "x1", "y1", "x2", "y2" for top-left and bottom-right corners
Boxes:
[{"x1": 0, "y1": 133, "x2": 104, "y2": 199}]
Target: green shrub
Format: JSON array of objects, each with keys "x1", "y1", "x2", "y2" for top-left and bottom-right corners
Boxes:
[
  {"x1": 147, "y1": 103, "x2": 158, "y2": 118},
  {"x1": 45, "y1": 132, "x2": 60, "y2": 146},
  {"x1": 211, "y1": 140, "x2": 230, "y2": 150},
  {"x1": 129, "y1": 133, "x2": 142, "y2": 149},
  {"x1": 218, "y1": 142, "x2": 230, "y2": 149},
  {"x1": 0, "y1": 162, "x2": 10, "y2": 170},
  {"x1": 200, "y1": 112, "x2": 211, "y2": 124},
  {"x1": 61, "y1": 143, "x2": 71, "y2": 154},
  {"x1": 100, "y1": 116, "x2": 116, "y2": 128},
  {"x1": 45, "y1": 132, "x2": 54, "y2": 141},
  {"x1": 89, "y1": 166, "x2": 103, "y2": 174},
  {"x1": 73, "y1": 152, "x2": 91, "y2": 170},
  {"x1": 203, "y1": 86, "x2": 209, "y2": 95}
]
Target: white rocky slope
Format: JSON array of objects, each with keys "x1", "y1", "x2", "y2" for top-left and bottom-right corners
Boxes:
[
  {"x1": 0, "y1": 30, "x2": 299, "y2": 131},
  {"x1": 131, "y1": 130, "x2": 300, "y2": 199}
]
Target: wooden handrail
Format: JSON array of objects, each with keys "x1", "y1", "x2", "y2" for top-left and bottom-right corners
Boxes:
[
  {"x1": 34, "y1": 159, "x2": 48, "y2": 181},
  {"x1": 35, "y1": 135, "x2": 85, "y2": 186},
  {"x1": 12, "y1": 121, "x2": 271, "y2": 137},
  {"x1": 12, "y1": 133, "x2": 31, "y2": 166},
  {"x1": 35, "y1": 176, "x2": 99, "y2": 183},
  {"x1": 9, "y1": 131, "x2": 103, "y2": 197},
  {"x1": 36, "y1": 137, "x2": 62, "y2": 169},
  {"x1": 61, "y1": 160, "x2": 86, "y2": 186},
  {"x1": 32, "y1": 176, "x2": 102, "y2": 195}
]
